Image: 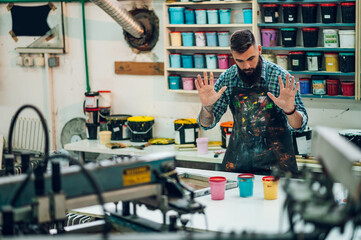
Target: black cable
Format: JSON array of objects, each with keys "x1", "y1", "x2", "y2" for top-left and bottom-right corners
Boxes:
[{"x1": 7, "y1": 104, "x2": 49, "y2": 172}]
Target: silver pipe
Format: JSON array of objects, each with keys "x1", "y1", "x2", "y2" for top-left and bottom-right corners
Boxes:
[{"x1": 90, "y1": 0, "x2": 144, "y2": 38}]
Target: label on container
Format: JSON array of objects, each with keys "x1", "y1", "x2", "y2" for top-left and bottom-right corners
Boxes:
[
  {"x1": 285, "y1": 38, "x2": 292, "y2": 41},
  {"x1": 307, "y1": 56, "x2": 318, "y2": 71},
  {"x1": 288, "y1": 17, "x2": 294, "y2": 21},
  {"x1": 85, "y1": 97, "x2": 97, "y2": 108},
  {"x1": 324, "y1": 34, "x2": 338, "y2": 47},
  {"x1": 328, "y1": 63, "x2": 334, "y2": 65},
  {"x1": 265, "y1": 16, "x2": 273, "y2": 22},
  {"x1": 184, "y1": 128, "x2": 195, "y2": 143},
  {"x1": 123, "y1": 165, "x2": 151, "y2": 186},
  {"x1": 296, "y1": 136, "x2": 311, "y2": 155},
  {"x1": 226, "y1": 133, "x2": 231, "y2": 148},
  {"x1": 324, "y1": 15, "x2": 331, "y2": 19},
  {"x1": 313, "y1": 81, "x2": 326, "y2": 95},
  {"x1": 123, "y1": 125, "x2": 128, "y2": 139},
  {"x1": 292, "y1": 59, "x2": 299, "y2": 66}
]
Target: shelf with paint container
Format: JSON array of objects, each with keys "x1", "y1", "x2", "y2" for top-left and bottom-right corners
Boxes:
[
  {"x1": 165, "y1": 1, "x2": 253, "y2": 6},
  {"x1": 167, "y1": 46, "x2": 231, "y2": 50},
  {"x1": 262, "y1": 47, "x2": 355, "y2": 52}
]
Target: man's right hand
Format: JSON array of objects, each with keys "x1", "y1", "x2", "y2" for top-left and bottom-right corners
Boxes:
[{"x1": 195, "y1": 72, "x2": 227, "y2": 107}]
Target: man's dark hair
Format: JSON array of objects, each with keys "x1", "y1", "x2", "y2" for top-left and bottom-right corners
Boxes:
[{"x1": 230, "y1": 29, "x2": 256, "y2": 54}]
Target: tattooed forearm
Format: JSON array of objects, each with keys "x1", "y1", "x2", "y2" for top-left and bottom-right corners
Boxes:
[{"x1": 199, "y1": 105, "x2": 214, "y2": 127}]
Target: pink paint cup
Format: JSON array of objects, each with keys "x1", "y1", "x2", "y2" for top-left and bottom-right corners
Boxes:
[
  {"x1": 217, "y1": 54, "x2": 229, "y2": 69},
  {"x1": 209, "y1": 176, "x2": 227, "y2": 200},
  {"x1": 182, "y1": 77, "x2": 194, "y2": 90},
  {"x1": 196, "y1": 137, "x2": 208, "y2": 155}
]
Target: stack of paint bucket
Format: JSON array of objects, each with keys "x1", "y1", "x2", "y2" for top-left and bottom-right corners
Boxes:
[
  {"x1": 220, "y1": 121, "x2": 233, "y2": 148},
  {"x1": 98, "y1": 90, "x2": 111, "y2": 131},
  {"x1": 174, "y1": 119, "x2": 199, "y2": 145},
  {"x1": 84, "y1": 91, "x2": 99, "y2": 139},
  {"x1": 106, "y1": 114, "x2": 132, "y2": 140},
  {"x1": 127, "y1": 116, "x2": 155, "y2": 142}
]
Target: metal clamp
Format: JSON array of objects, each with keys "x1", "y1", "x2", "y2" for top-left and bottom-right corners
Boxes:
[{"x1": 126, "y1": 122, "x2": 154, "y2": 135}]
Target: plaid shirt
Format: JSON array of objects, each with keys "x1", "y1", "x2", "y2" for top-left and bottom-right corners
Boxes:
[{"x1": 198, "y1": 57, "x2": 308, "y2": 132}]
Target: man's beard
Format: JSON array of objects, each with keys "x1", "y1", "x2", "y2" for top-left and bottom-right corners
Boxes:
[{"x1": 238, "y1": 58, "x2": 262, "y2": 87}]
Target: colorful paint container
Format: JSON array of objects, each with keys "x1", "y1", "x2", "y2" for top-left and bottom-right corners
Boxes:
[
  {"x1": 220, "y1": 121, "x2": 233, "y2": 148},
  {"x1": 196, "y1": 137, "x2": 208, "y2": 155},
  {"x1": 301, "y1": 4, "x2": 317, "y2": 23},
  {"x1": 263, "y1": 4, "x2": 279, "y2": 23},
  {"x1": 168, "y1": 75, "x2": 181, "y2": 90},
  {"x1": 339, "y1": 52, "x2": 355, "y2": 73},
  {"x1": 181, "y1": 31, "x2": 194, "y2": 46},
  {"x1": 326, "y1": 79, "x2": 340, "y2": 96},
  {"x1": 195, "y1": 31, "x2": 206, "y2": 47},
  {"x1": 169, "y1": 7, "x2": 185, "y2": 24},
  {"x1": 276, "y1": 54, "x2": 288, "y2": 70},
  {"x1": 217, "y1": 54, "x2": 229, "y2": 69},
  {"x1": 169, "y1": 53, "x2": 181, "y2": 68},
  {"x1": 85, "y1": 91, "x2": 99, "y2": 109},
  {"x1": 206, "y1": 31, "x2": 218, "y2": 47},
  {"x1": 302, "y1": 28, "x2": 319, "y2": 47},
  {"x1": 320, "y1": 3, "x2": 337, "y2": 23},
  {"x1": 98, "y1": 90, "x2": 111, "y2": 108},
  {"x1": 106, "y1": 114, "x2": 132, "y2": 140},
  {"x1": 306, "y1": 52, "x2": 323, "y2": 71},
  {"x1": 325, "y1": 53, "x2": 339, "y2": 72},
  {"x1": 299, "y1": 78, "x2": 311, "y2": 94},
  {"x1": 238, "y1": 174, "x2": 254, "y2": 197},
  {"x1": 341, "y1": 2, "x2": 356, "y2": 23},
  {"x1": 219, "y1": 8, "x2": 231, "y2": 24},
  {"x1": 170, "y1": 31, "x2": 182, "y2": 46},
  {"x1": 282, "y1": 4, "x2": 298, "y2": 23},
  {"x1": 127, "y1": 116, "x2": 154, "y2": 142},
  {"x1": 206, "y1": 54, "x2": 217, "y2": 69},
  {"x1": 261, "y1": 29, "x2": 278, "y2": 47},
  {"x1": 262, "y1": 176, "x2": 279, "y2": 200},
  {"x1": 174, "y1": 118, "x2": 199, "y2": 144},
  {"x1": 262, "y1": 53, "x2": 276, "y2": 64},
  {"x1": 207, "y1": 9, "x2": 219, "y2": 24},
  {"x1": 339, "y1": 30, "x2": 355, "y2": 48},
  {"x1": 217, "y1": 31, "x2": 229, "y2": 47},
  {"x1": 289, "y1": 51, "x2": 306, "y2": 71},
  {"x1": 194, "y1": 53, "x2": 205, "y2": 68},
  {"x1": 242, "y1": 8, "x2": 252, "y2": 24},
  {"x1": 312, "y1": 75, "x2": 327, "y2": 95},
  {"x1": 323, "y1": 29, "x2": 338, "y2": 48},
  {"x1": 182, "y1": 77, "x2": 194, "y2": 90},
  {"x1": 195, "y1": 9, "x2": 207, "y2": 24},
  {"x1": 281, "y1": 28, "x2": 297, "y2": 47},
  {"x1": 181, "y1": 54, "x2": 194, "y2": 68},
  {"x1": 341, "y1": 81, "x2": 355, "y2": 96},
  {"x1": 184, "y1": 8, "x2": 195, "y2": 24},
  {"x1": 209, "y1": 176, "x2": 226, "y2": 200},
  {"x1": 85, "y1": 107, "x2": 99, "y2": 124}
]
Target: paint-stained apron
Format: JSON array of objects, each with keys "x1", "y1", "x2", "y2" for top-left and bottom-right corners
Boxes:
[{"x1": 221, "y1": 87, "x2": 298, "y2": 176}]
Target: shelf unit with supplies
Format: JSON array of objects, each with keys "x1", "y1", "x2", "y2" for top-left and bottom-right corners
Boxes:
[
  {"x1": 163, "y1": 0, "x2": 258, "y2": 94},
  {"x1": 257, "y1": 0, "x2": 360, "y2": 100}
]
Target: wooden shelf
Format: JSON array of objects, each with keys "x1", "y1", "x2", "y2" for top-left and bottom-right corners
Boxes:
[
  {"x1": 258, "y1": 0, "x2": 354, "y2": 3},
  {"x1": 258, "y1": 23, "x2": 356, "y2": 27},
  {"x1": 290, "y1": 71, "x2": 355, "y2": 76},
  {"x1": 167, "y1": 46, "x2": 230, "y2": 50},
  {"x1": 165, "y1": 1, "x2": 252, "y2": 6},
  {"x1": 262, "y1": 47, "x2": 355, "y2": 52},
  {"x1": 166, "y1": 24, "x2": 252, "y2": 28},
  {"x1": 167, "y1": 89, "x2": 198, "y2": 94},
  {"x1": 301, "y1": 94, "x2": 355, "y2": 100},
  {"x1": 167, "y1": 68, "x2": 227, "y2": 73}
]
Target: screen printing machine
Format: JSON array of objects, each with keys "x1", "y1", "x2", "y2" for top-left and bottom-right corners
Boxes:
[{"x1": 0, "y1": 105, "x2": 361, "y2": 239}]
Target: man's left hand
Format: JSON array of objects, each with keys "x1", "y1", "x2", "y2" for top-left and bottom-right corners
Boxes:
[{"x1": 267, "y1": 74, "x2": 299, "y2": 112}]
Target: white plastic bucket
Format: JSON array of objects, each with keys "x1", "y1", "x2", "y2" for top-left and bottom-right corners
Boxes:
[
  {"x1": 323, "y1": 29, "x2": 338, "y2": 48},
  {"x1": 339, "y1": 30, "x2": 355, "y2": 48}
]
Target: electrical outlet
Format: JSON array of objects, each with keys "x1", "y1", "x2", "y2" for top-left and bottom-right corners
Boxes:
[
  {"x1": 48, "y1": 56, "x2": 59, "y2": 67},
  {"x1": 23, "y1": 56, "x2": 34, "y2": 67},
  {"x1": 35, "y1": 54, "x2": 45, "y2": 67},
  {"x1": 16, "y1": 56, "x2": 24, "y2": 66}
]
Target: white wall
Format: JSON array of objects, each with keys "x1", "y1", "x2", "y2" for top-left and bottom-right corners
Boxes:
[{"x1": 0, "y1": 0, "x2": 360, "y2": 151}]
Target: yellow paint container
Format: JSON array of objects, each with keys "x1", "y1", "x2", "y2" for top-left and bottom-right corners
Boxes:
[
  {"x1": 325, "y1": 53, "x2": 339, "y2": 72},
  {"x1": 174, "y1": 118, "x2": 199, "y2": 145},
  {"x1": 127, "y1": 116, "x2": 154, "y2": 142},
  {"x1": 262, "y1": 176, "x2": 279, "y2": 200}
]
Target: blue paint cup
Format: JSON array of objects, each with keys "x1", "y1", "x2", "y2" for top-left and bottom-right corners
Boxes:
[
  {"x1": 169, "y1": 7, "x2": 185, "y2": 24},
  {"x1": 181, "y1": 54, "x2": 194, "y2": 68},
  {"x1": 206, "y1": 31, "x2": 218, "y2": 47},
  {"x1": 219, "y1": 8, "x2": 231, "y2": 24},
  {"x1": 217, "y1": 31, "x2": 230, "y2": 47},
  {"x1": 185, "y1": 8, "x2": 195, "y2": 24},
  {"x1": 206, "y1": 54, "x2": 217, "y2": 69},
  {"x1": 181, "y1": 32, "x2": 194, "y2": 46},
  {"x1": 242, "y1": 8, "x2": 252, "y2": 24},
  {"x1": 194, "y1": 53, "x2": 205, "y2": 68},
  {"x1": 238, "y1": 174, "x2": 254, "y2": 197},
  {"x1": 168, "y1": 75, "x2": 181, "y2": 90},
  {"x1": 169, "y1": 53, "x2": 181, "y2": 68},
  {"x1": 207, "y1": 9, "x2": 219, "y2": 24},
  {"x1": 195, "y1": 9, "x2": 207, "y2": 24}
]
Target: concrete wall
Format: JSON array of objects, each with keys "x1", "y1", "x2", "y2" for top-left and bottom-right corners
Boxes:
[{"x1": 0, "y1": 0, "x2": 360, "y2": 151}]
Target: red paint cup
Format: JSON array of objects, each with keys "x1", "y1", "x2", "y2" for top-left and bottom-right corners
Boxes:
[{"x1": 209, "y1": 176, "x2": 227, "y2": 200}]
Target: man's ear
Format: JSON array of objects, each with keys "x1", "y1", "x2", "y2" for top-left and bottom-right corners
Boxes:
[{"x1": 258, "y1": 44, "x2": 262, "y2": 55}]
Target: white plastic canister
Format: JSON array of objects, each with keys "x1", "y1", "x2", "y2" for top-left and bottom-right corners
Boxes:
[
  {"x1": 339, "y1": 30, "x2": 355, "y2": 48},
  {"x1": 323, "y1": 29, "x2": 338, "y2": 48}
]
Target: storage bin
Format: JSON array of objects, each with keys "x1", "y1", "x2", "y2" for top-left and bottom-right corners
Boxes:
[
  {"x1": 207, "y1": 9, "x2": 219, "y2": 24},
  {"x1": 302, "y1": 28, "x2": 319, "y2": 47},
  {"x1": 195, "y1": 9, "x2": 207, "y2": 24},
  {"x1": 168, "y1": 75, "x2": 181, "y2": 89},
  {"x1": 299, "y1": 78, "x2": 311, "y2": 94},
  {"x1": 276, "y1": 54, "x2": 288, "y2": 70},
  {"x1": 323, "y1": 29, "x2": 338, "y2": 48},
  {"x1": 261, "y1": 29, "x2": 279, "y2": 47},
  {"x1": 194, "y1": 53, "x2": 205, "y2": 69},
  {"x1": 301, "y1": 4, "x2": 317, "y2": 23},
  {"x1": 206, "y1": 54, "x2": 217, "y2": 69},
  {"x1": 311, "y1": 75, "x2": 327, "y2": 95},
  {"x1": 341, "y1": 81, "x2": 355, "y2": 96},
  {"x1": 320, "y1": 3, "x2": 337, "y2": 23},
  {"x1": 263, "y1": 4, "x2": 279, "y2": 23},
  {"x1": 182, "y1": 77, "x2": 194, "y2": 90},
  {"x1": 306, "y1": 52, "x2": 323, "y2": 71},
  {"x1": 206, "y1": 31, "x2": 218, "y2": 47},
  {"x1": 339, "y1": 30, "x2": 355, "y2": 48},
  {"x1": 341, "y1": 2, "x2": 356, "y2": 23},
  {"x1": 242, "y1": 8, "x2": 252, "y2": 24},
  {"x1": 181, "y1": 32, "x2": 194, "y2": 46},
  {"x1": 181, "y1": 55, "x2": 194, "y2": 68},
  {"x1": 282, "y1": 4, "x2": 298, "y2": 23},
  {"x1": 217, "y1": 31, "x2": 230, "y2": 47},
  {"x1": 262, "y1": 54, "x2": 276, "y2": 64},
  {"x1": 289, "y1": 51, "x2": 306, "y2": 71},
  {"x1": 326, "y1": 79, "x2": 340, "y2": 96},
  {"x1": 281, "y1": 28, "x2": 297, "y2": 47},
  {"x1": 339, "y1": 52, "x2": 355, "y2": 73},
  {"x1": 217, "y1": 54, "x2": 229, "y2": 69},
  {"x1": 169, "y1": 53, "x2": 181, "y2": 68},
  {"x1": 185, "y1": 9, "x2": 195, "y2": 24},
  {"x1": 219, "y1": 9, "x2": 231, "y2": 24},
  {"x1": 195, "y1": 31, "x2": 206, "y2": 47},
  {"x1": 169, "y1": 7, "x2": 185, "y2": 24},
  {"x1": 170, "y1": 31, "x2": 182, "y2": 46},
  {"x1": 325, "y1": 53, "x2": 339, "y2": 72}
]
